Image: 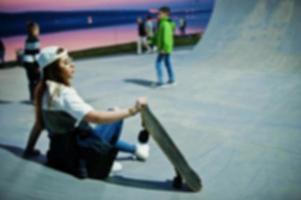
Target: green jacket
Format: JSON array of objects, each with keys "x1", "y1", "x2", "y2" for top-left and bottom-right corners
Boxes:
[{"x1": 155, "y1": 17, "x2": 176, "y2": 53}]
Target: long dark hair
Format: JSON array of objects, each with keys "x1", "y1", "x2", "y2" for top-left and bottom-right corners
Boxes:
[{"x1": 34, "y1": 48, "x2": 70, "y2": 126}]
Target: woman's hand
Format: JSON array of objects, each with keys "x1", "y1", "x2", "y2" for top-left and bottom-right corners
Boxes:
[
  {"x1": 135, "y1": 97, "x2": 148, "y2": 111},
  {"x1": 129, "y1": 97, "x2": 148, "y2": 116}
]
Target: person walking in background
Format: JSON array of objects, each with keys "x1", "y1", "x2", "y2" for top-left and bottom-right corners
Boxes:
[
  {"x1": 153, "y1": 7, "x2": 176, "y2": 87},
  {"x1": 0, "y1": 39, "x2": 5, "y2": 68},
  {"x1": 23, "y1": 21, "x2": 41, "y2": 102},
  {"x1": 145, "y1": 15, "x2": 156, "y2": 52},
  {"x1": 179, "y1": 17, "x2": 187, "y2": 35},
  {"x1": 137, "y1": 17, "x2": 151, "y2": 54}
]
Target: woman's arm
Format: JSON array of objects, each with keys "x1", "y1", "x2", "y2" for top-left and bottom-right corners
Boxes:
[
  {"x1": 84, "y1": 97, "x2": 147, "y2": 124},
  {"x1": 23, "y1": 120, "x2": 43, "y2": 157},
  {"x1": 85, "y1": 108, "x2": 136, "y2": 124},
  {"x1": 24, "y1": 81, "x2": 45, "y2": 157}
]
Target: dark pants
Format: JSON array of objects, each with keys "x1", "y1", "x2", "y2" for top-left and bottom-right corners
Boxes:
[
  {"x1": 47, "y1": 122, "x2": 123, "y2": 179},
  {"x1": 24, "y1": 62, "x2": 40, "y2": 101}
]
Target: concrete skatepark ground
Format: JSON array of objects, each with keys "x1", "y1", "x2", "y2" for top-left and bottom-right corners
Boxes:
[{"x1": 0, "y1": 0, "x2": 301, "y2": 199}]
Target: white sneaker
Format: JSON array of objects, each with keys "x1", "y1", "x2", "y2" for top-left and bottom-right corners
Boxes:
[
  {"x1": 111, "y1": 161, "x2": 123, "y2": 172},
  {"x1": 135, "y1": 143, "x2": 150, "y2": 161}
]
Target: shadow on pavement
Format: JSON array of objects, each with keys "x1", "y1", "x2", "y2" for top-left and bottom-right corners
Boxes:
[
  {"x1": 0, "y1": 99, "x2": 33, "y2": 105},
  {"x1": 19, "y1": 100, "x2": 33, "y2": 105},
  {"x1": 0, "y1": 100, "x2": 14, "y2": 104},
  {"x1": 0, "y1": 143, "x2": 46, "y2": 164},
  {"x1": 106, "y1": 175, "x2": 190, "y2": 192},
  {"x1": 124, "y1": 78, "x2": 155, "y2": 88},
  {"x1": 0, "y1": 143, "x2": 190, "y2": 193}
]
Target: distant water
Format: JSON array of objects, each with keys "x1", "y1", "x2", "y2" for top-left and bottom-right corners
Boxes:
[
  {"x1": 1, "y1": 10, "x2": 212, "y2": 61},
  {"x1": 0, "y1": 10, "x2": 149, "y2": 37}
]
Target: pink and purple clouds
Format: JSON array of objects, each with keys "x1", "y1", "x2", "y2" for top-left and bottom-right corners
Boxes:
[{"x1": 0, "y1": 0, "x2": 195, "y2": 12}]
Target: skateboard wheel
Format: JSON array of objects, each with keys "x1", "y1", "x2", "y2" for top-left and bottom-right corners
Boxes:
[
  {"x1": 138, "y1": 129, "x2": 149, "y2": 143},
  {"x1": 172, "y1": 175, "x2": 183, "y2": 189}
]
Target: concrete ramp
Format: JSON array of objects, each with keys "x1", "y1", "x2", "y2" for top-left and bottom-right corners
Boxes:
[
  {"x1": 197, "y1": 0, "x2": 301, "y2": 63},
  {"x1": 183, "y1": 0, "x2": 301, "y2": 199},
  {"x1": 0, "y1": 0, "x2": 301, "y2": 200}
]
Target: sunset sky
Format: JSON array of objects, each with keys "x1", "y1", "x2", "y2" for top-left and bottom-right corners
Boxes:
[{"x1": 0, "y1": 0, "x2": 212, "y2": 12}]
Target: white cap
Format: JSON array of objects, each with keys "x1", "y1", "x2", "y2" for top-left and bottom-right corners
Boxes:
[{"x1": 37, "y1": 46, "x2": 68, "y2": 69}]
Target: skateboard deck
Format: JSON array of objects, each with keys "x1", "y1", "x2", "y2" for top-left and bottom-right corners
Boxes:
[{"x1": 141, "y1": 106, "x2": 202, "y2": 192}]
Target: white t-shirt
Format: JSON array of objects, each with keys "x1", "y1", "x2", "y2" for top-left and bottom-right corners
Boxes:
[{"x1": 42, "y1": 81, "x2": 94, "y2": 127}]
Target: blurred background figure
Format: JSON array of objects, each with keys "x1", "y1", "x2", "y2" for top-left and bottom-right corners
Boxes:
[
  {"x1": 23, "y1": 21, "x2": 41, "y2": 102},
  {"x1": 179, "y1": 17, "x2": 187, "y2": 35},
  {"x1": 87, "y1": 16, "x2": 93, "y2": 25},
  {"x1": 145, "y1": 15, "x2": 156, "y2": 52},
  {"x1": 137, "y1": 17, "x2": 151, "y2": 54},
  {"x1": 0, "y1": 39, "x2": 5, "y2": 67}
]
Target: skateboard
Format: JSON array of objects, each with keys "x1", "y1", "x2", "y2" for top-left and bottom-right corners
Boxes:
[{"x1": 140, "y1": 106, "x2": 202, "y2": 192}]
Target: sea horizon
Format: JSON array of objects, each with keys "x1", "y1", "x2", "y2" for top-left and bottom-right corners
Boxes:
[{"x1": 0, "y1": 9, "x2": 211, "y2": 38}]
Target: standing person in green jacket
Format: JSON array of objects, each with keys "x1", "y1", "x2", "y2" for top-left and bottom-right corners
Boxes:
[{"x1": 154, "y1": 6, "x2": 176, "y2": 87}]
